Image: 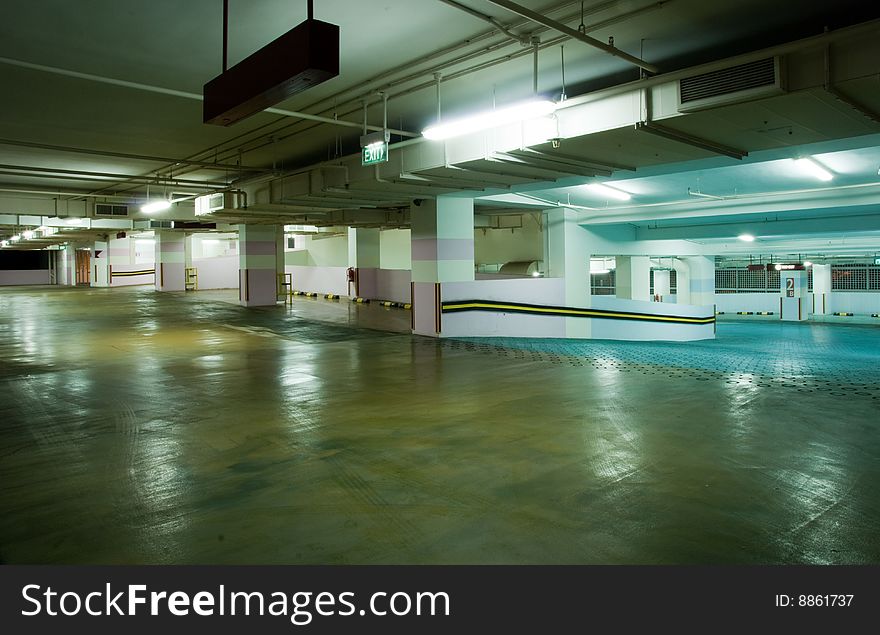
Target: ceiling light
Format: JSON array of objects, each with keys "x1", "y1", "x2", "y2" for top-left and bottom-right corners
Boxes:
[
  {"x1": 66, "y1": 218, "x2": 83, "y2": 225},
  {"x1": 1, "y1": 240, "x2": 9, "y2": 247},
  {"x1": 142, "y1": 200, "x2": 171, "y2": 214},
  {"x1": 22, "y1": 230, "x2": 34, "y2": 239},
  {"x1": 10, "y1": 234, "x2": 21, "y2": 241},
  {"x1": 422, "y1": 99, "x2": 556, "y2": 141},
  {"x1": 587, "y1": 183, "x2": 631, "y2": 201},
  {"x1": 738, "y1": 234, "x2": 755, "y2": 242},
  {"x1": 792, "y1": 157, "x2": 833, "y2": 181}
]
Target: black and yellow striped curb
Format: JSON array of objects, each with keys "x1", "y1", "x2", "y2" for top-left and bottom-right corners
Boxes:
[
  {"x1": 110, "y1": 269, "x2": 155, "y2": 278},
  {"x1": 736, "y1": 311, "x2": 753, "y2": 315},
  {"x1": 325, "y1": 294, "x2": 340, "y2": 300},
  {"x1": 833, "y1": 312, "x2": 854, "y2": 316},
  {"x1": 756, "y1": 311, "x2": 774, "y2": 315},
  {"x1": 377, "y1": 300, "x2": 412, "y2": 310},
  {"x1": 441, "y1": 300, "x2": 714, "y2": 325},
  {"x1": 352, "y1": 297, "x2": 370, "y2": 304}
]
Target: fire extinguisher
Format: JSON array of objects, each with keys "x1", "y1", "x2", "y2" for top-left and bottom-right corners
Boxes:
[{"x1": 347, "y1": 267, "x2": 356, "y2": 296}]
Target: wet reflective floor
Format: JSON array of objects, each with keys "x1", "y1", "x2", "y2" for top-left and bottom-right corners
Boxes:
[{"x1": 1, "y1": 285, "x2": 878, "y2": 564}]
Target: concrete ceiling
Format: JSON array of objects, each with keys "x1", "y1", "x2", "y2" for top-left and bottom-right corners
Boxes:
[{"x1": 1, "y1": 0, "x2": 879, "y2": 257}]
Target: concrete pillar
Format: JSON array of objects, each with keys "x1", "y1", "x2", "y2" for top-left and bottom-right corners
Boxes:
[
  {"x1": 90, "y1": 239, "x2": 109, "y2": 287},
  {"x1": 781, "y1": 270, "x2": 809, "y2": 321},
  {"x1": 653, "y1": 269, "x2": 671, "y2": 300},
  {"x1": 154, "y1": 231, "x2": 186, "y2": 292},
  {"x1": 411, "y1": 196, "x2": 474, "y2": 336},
  {"x1": 347, "y1": 227, "x2": 380, "y2": 298},
  {"x1": 57, "y1": 245, "x2": 76, "y2": 286},
  {"x1": 672, "y1": 260, "x2": 691, "y2": 304},
  {"x1": 812, "y1": 264, "x2": 831, "y2": 315},
  {"x1": 239, "y1": 224, "x2": 280, "y2": 307},
  {"x1": 615, "y1": 256, "x2": 651, "y2": 301},
  {"x1": 686, "y1": 256, "x2": 715, "y2": 306},
  {"x1": 546, "y1": 207, "x2": 591, "y2": 338}
]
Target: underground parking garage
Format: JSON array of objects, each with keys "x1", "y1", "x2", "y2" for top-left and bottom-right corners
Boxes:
[{"x1": 2, "y1": 0, "x2": 880, "y2": 583}]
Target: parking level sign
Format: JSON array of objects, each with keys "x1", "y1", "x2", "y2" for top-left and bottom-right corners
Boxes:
[{"x1": 786, "y1": 278, "x2": 795, "y2": 297}]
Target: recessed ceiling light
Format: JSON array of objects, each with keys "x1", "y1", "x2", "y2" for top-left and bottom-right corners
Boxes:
[
  {"x1": 587, "y1": 183, "x2": 632, "y2": 201},
  {"x1": 738, "y1": 234, "x2": 756, "y2": 242},
  {"x1": 792, "y1": 157, "x2": 833, "y2": 181}
]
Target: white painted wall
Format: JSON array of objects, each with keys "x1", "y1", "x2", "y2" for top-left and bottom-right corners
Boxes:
[
  {"x1": 192, "y1": 233, "x2": 238, "y2": 259},
  {"x1": 357, "y1": 268, "x2": 411, "y2": 303},
  {"x1": 299, "y1": 234, "x2": 348, "y2": 266},
  {"x1": 714, "y1": 293, "x2": 778, "y2": 313},
  {"x1": 193, "y1": 255, "x2": 239, "y2": 289},
  {"x1": 110, "y1": 263, "x2": 155, "y2": 287},
  {"x1": 379, "y1": 229, "x2": 411, "y2": 269},
  {"x1": 590, "y1": 296, "x2": 715, "y2": 341},
  {"x1": 0, "y1": 270, "x2": 50, "y2": 285},
  {"x1": 441, "y1": 278, "x2": 566, "y2": 338},
  {"x1": 826, "y1": 293, "x2": 880, "y2": 315},
  {"x1": 286, "y1": 265, "x2": 349, "y2": 296},
  {"x1": 440, "y1": 278, "x2": 715, "y2": 341}
]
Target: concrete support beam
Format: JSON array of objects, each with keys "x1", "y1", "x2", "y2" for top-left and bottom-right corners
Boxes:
[
  {"x1": 685, "y1": 256, "x2": 715, "y2": 307},
  {"x1": 90, "y1": 240, "x2": 109, "y2": 288},
  {"x1": 812, "y1": 264, "x2": 832, "y2": 315},
  {"x1": 546, "y1": 207, "x2": 591, "y2": 338},
  {"x1": 411, "y1": 196, "x2": 474, "y2": 337},
  {"x1": 239, "y1": 224, "x2": 280, "y2": 307},
  {"x1": 615, "y1": 256, "x2": 651, "y2": 301},
  {"x1": 155, "y1": 231, "x2": 186, "y2": 292}
]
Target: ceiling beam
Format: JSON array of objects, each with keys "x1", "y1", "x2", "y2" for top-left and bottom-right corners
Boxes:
[{"x1": 634, "y1": 122, "x2": 747, "y2": 160}]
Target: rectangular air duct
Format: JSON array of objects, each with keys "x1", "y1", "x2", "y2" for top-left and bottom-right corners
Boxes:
[
  {"x1": 195, "y1": 191, "x2": 244, "y2": 216},
  {"x1": 678, "y1": 57, "x2": 784, "y2": 112},
  {"x1": 94, "y1": 203, "x2": 129, "y2": 217},
  {"x1": 203, "y1": 19, "x2": 339, "y2": 126}
]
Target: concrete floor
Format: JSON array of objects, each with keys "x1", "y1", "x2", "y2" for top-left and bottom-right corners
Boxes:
[{"x1": 1, "y1": 285, "x2": 878, "y2": 564}]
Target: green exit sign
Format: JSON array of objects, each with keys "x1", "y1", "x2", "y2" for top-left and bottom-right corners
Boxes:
[{"x1": 362, "y1": 141, "x2": 388, "y2": 166}]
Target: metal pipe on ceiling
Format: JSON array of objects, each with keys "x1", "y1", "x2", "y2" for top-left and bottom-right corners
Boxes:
[
  {"x1": 55, "y1": 1, "x2": 649, "y2": 197},
  {"x1": 0, "y1": 138, "x2": 266, "y2": 172},
  {"x1": 435, "y1": 0, "x2": 530, "y2": 44},
  {"x1": 0, "y1": 163, "x2": 228, "y2": 187},
  {"x1": 484, "y1": 0, "x2": 659, "y2": 73},
  {"x1": 0, "y1": 56, "x2": 419, "y2": 138},
  {"x1": 205, "y1": 2, "x2": 669, "y2": 168}
]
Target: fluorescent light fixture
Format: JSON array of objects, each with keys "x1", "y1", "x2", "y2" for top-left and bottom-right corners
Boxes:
[
  {"x1": 66, "y1": 218, "x2": 83, "y2": 225},
  {"x1": 422, "y1": 99, "x2": 556, "y2": 141},
  {"x1": 10, "y1": 234, "x2": 21, "y2": 241},
  {"x1": 22, "y1": 230, "x2": 34, "y2": 239},
  {"x1": 531, "y1": 271, "x2": 541, "y2": 277},
  {"x1": 587, "y1": 183, "x2": 632, "y2": 201},
  {"x1": 792, "y1": 157, "x2": 833, "y2": 181},
  {"x1": 738, "y1": 233, "x2": 756, "y2": 242},
  {"x1": 1, "y1": 240, "x2": 8, "y2": 247},
  {"x1": 142, "y1": 200, "x2": 171, "y2": 214}
]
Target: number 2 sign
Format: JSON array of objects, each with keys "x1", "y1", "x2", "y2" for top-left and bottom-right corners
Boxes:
[{"x1": 786, "y1": 277, "x2": 795, "y2": 298}]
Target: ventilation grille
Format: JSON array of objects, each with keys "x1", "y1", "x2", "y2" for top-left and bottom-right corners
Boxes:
[
  {"x1": 95, "y1": 203, "x2": 129, "y2": 217},
  {"x1": 679, "y1": 57, "x2": 781, "y2": 112},
  {"x1": 149, "y1": 220, "x2": 173, "y2": 229}
]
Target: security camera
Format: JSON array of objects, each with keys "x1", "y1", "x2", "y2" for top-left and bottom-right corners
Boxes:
[{"x1": 413, "y1": 198, "x2": 424, "y2": 207}]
